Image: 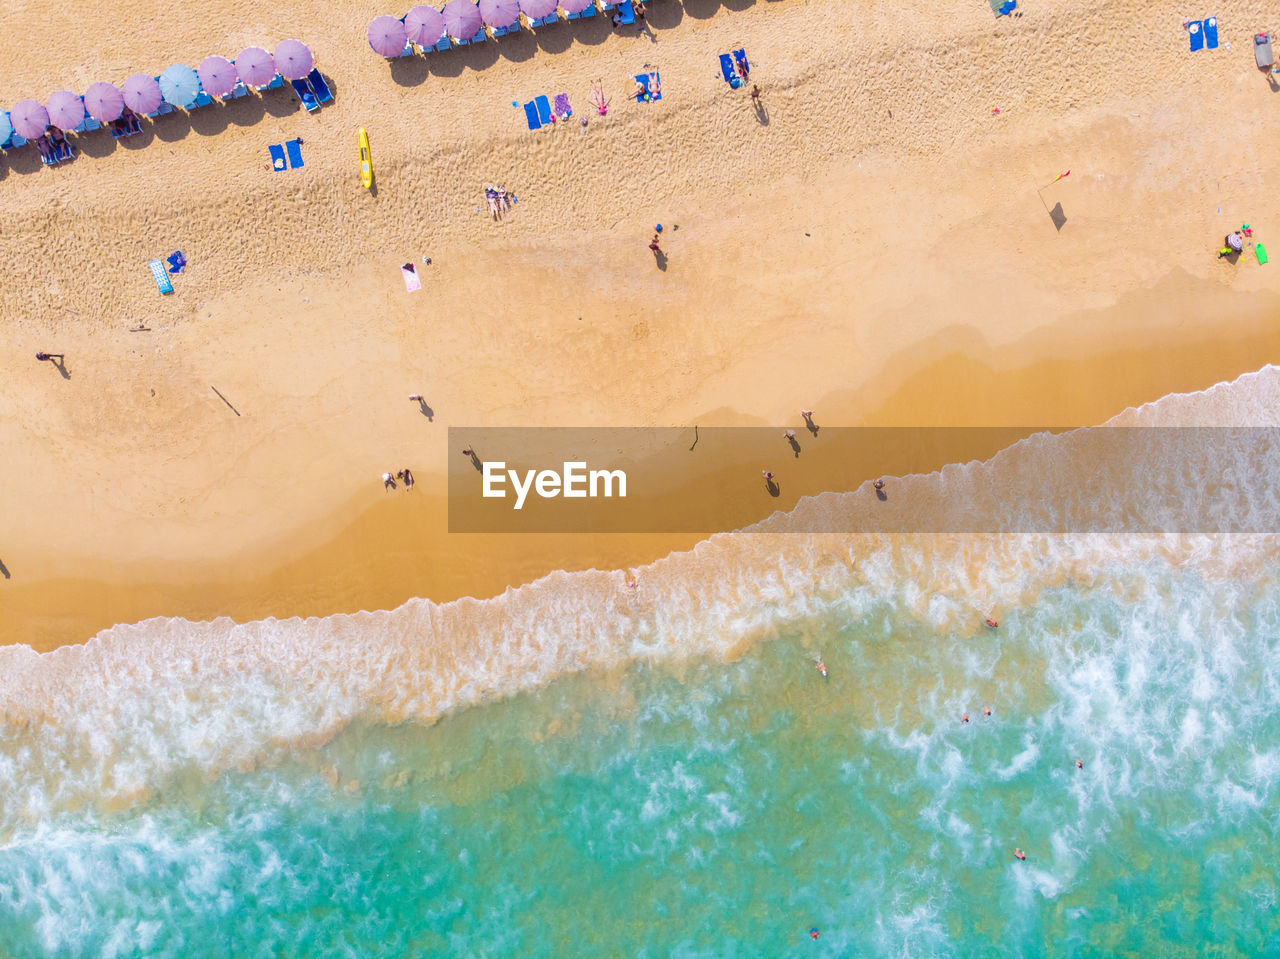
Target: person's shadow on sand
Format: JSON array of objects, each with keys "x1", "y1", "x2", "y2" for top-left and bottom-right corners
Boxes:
[
  {"x1": 753, "y1": 100, "x2": 769, "y2": 126},
  {"x1": 417, "y1": 398, "x2": 434, "y2": 420},
  {"x1": 786, "y1": 435, "x2": 801, "y2": 457},
  {"x1": 52, "y1": 356, "x2": 70, "y2": 379},
  {"x1": 0, "y1": 558, "x2": 10, "y2": 579},
  {"x1": 652, "y1": 247, "x2": 668, "y2": 271}
]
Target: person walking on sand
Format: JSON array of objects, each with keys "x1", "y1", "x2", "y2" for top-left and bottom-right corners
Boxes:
[
  {"x1": 750, "y1": 83, "x2": 761, "y2": 104},
  {"x1": 874, "y1": 479, "x2": 885, "y2": 493},
  {"x1": 408, "y1": 394, "x2": 423, "y2": 403},
  {"x1": 382, "y1": 472, "x2": 397, "y2": 490},
  {"x1": 649, "y1": 233, "x2": 662, "y2": 253},
  {"x1": 35, "y1": 352, "x2": 64, "y2": 362}
]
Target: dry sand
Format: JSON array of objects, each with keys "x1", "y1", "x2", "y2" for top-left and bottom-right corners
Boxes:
[{"x1": 2, "y1": 0, "x2": 1279, "y2": 649}]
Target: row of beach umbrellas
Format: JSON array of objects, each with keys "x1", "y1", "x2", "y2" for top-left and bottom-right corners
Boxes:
[
  {"x1": 1, "y1": 40, "x2": 313, "y2": 142},
  {"x1": 369, "y1": 0, "x2": 592, "y2": 55}
]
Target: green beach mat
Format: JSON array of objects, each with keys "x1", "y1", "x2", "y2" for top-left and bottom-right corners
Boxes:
[{"x1": 1256, "y1": 243, "x2": 1268, "y2": 265}]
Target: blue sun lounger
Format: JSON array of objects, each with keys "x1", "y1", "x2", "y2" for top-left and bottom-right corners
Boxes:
[
  {"x1": 267, "y1": 74, "x2": 285, "y2": 90},
  {"x1": 307, "y1": 69, "x2": 333, "y2": 104},
  {"x1": 269, "y1": 143, "x2": 287, "y2": 170},
  {"x1": 1204, "y1": 16, "x2": 1219, "y2": 49},
  {"x1": 618, "y1": 0, "x2": 635, "y2": 25},
  {"x1": 1188, "y1": 20, "x2": 1204, "y2": 51},
  {"x1": 291, "y1": 79, "x2": 319, "y2": 112},
  {"x1": 524, "y1": 101, "x2": 542, "y2": 129},
  {"x1": 148, "y1": 259, "x2": 174, "y2": 294},
  {"x1": 434, "y1": 35, "x2": 452, "y2": 51},
  {"x1": 285, "y1": 138, "x2": 304, "y2": 169}
]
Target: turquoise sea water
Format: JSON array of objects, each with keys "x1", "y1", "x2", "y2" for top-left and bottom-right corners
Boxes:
[{"x1": 2, "y1": 558, "x2": 1278, "y2": 957}]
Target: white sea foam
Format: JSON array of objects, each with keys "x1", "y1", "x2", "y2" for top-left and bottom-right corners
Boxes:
[{"x1": 1, "y1": 367, "x2": 1278, "y2": 835}]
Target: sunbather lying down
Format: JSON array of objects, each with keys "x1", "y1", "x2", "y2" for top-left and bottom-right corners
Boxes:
[
  {"x1": 593, "y1": 80, "x2": 610, "y2": 115},
  {"x1": 633, "y1": 72, "x2": 661, "y2": 101}
]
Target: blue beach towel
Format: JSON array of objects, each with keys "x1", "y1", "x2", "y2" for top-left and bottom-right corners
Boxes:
[
  {"x1": 268, "y1": 143, "x2": 286, "y2": 170},
  {"x1": 635, "y1": 73, "x2": 661, "y2": 102},
  {"x1": 1204, "y1": 16, "x2": 1219, "y2": 49},
  {"x1": 534, "y1": 95, "x2": 552, "y2": 124},
  {"x1": 1188, "y1": 20, "x2": 1204, "y2": 51},
  {"x1": 733, "y1": 48, "x2": 749, "y2": 75},
  {"x1": 148, "y1": 259, "x2": 174, "y2": 294},
  {"x1": 285, "y1": 138, "x2": 304, "y2": 169},
  {"x1": 166, "y1": 251, "x2": 186, "y2": 274},
  {"x1": 524, "y1": 101, "x2": 542, "y2": 129},
  {"x1": 719, "y1": 53, "x2": 740, "y2": 86}
]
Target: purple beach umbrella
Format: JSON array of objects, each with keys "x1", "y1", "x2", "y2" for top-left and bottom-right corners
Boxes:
[
  {"x1": 122, "y1": 73, "x2": 163, "y2": 114},
  {"x1": 236, "y1": 47, "x2": 276, "y2": 89},
  {"x1": 442, "y1": 0, "x2": 483, "y2": 39},
  {"x1": 518, "y1": 0, "x2": 557, "y2": 19},
  {"x1": 198, "y1": 56, "x2": 238, "y2": 98},
  {"x1": 558, "y1": 0, "x2": 593, "y2": 12},
  {"x1": 274, "y1": 39, "x2": 314, "y2": 80},
  {"x1": 368, "y1": 16, "x2": 408, "y2": 57},
  {"x1": 46, "y1": 90, "x2": 85, "y2": 131},
  {"x1": 404, "y1": 5, "x2": 446, "y2": 46},
  {"x1": 84, "y1": 81, "x2": 125, "y2": 122},
  {"x1": 480, "y1": 0, "x2": 520, "y2": 28},
  {"x1": 11, "y1": 100, "x2": 49, "y2": 139}
]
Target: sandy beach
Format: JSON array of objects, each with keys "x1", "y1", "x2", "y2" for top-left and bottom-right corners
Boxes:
[{"x1": 3, "y1": 0, "x2": 1280, "y2": 650}]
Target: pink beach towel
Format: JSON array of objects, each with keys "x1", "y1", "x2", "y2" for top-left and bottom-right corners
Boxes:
[{"x1": 402, "y1": 263, "x2": 421, "y2": 292}]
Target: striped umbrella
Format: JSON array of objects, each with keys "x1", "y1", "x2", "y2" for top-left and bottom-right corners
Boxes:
[
  {"x1": 236, "y1": 47, "x2": 276, "y2": 89},
  {"x1": 368, "y1": 16, "x2": 408, "y2": 57},
  {"x1": 274, "y1": 39, "x2": 313, "y2": 80},
  {"x1": 84, "y1": 82, "x2": 125, "y2": 122},
  {"x1": 197, "y1": 56, "x2": 238, "y2": 98},
  {"x1": 11, "y1": 99, "x2": 49, "y2": 138},
  {"x1": 519, "y1": 0, "x2": 557, "y2": 19},
  {"x1": 122, "y1": 74, "x2": 163, "y2": 114},
  {"x1": 443, "y1": 0, "x2": 483, "y2": 39},
  {"x1": 46, "y1": 90, "x2": 84, "y2": 130},
  {"x1": 404, "y1": 5, "x2": 446, "y2": 46},
  {"x1": 480, "y1": 0, "x2": 520, "y2": 28},
  {"x1": 159, "y1": 64, "x2": 200, "y2": 107}
]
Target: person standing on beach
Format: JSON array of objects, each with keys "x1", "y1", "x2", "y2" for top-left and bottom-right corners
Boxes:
[{"x1": 35, "y1": 352, "x2": 63, "y2": 362}]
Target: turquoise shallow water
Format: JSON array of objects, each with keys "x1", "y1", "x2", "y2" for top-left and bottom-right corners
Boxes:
[{"x1": 2, "y1": 560, "x2": 1278, "y2": 958}]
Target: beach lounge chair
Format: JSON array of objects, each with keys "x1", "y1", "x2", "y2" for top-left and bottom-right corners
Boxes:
[
  {"x1": 618, "y1": 1, "x2": 635, "y2": 25},
  {"x1": 83, "y1": 117, "x2": 101, "y2": 132},
  {"x1": 37, "y1": 137, "x2": 56, "y2": 165},
  {"x1": 554, "y1": 93, "x2": 572, "y2": 119},
  {"x1": 719, "y1": 53, "x2": 740, "y2": 87},
  {"x1": 8, "y1": 134, "x2": 27, "y2": 148},
  {"x1": 267, "y1": 74, "x2": 285, "y2": 90},
  {"x1": 291, "y1": 78, "x2": 320, "y2": 112},
  {"x1": 307, "y1": 69, "x2": 334, "y2": 104},
  {"x1": 53, "y1": 139, "x2": 75, "y2": 162},
  {"x1": 1257, "y1": 32, "x2": 1275, "y2": 69},
  {"x1": 285, "y1": 138, "x2": 304, "y2": 169},
  {"x1": 1204, "y1": 16, "x2": 1219, "y2": 49},
  {"x1": 192, "y1": 91, "x2": 215, "y2": 109},
  {"x1": 148, "y1": 259, "x2": 174, "y2": 294},
  {"x1": 524, "y1": 101, "x2": 542, "y2": 129},
  {"x1": 230, "y1": 81, "x2": 249, "y2": 99},
  {"x1": 471, "y1": 26, "x2": 488, "y2": 42},
  {"x1": 599, "y1": 0, "x2": 617, "y2": 9},
  {"x1": 433, "y1": 35, "x2": 452, "y2": 51},
  {"x1": 534, "y1": 95, "x2": 552, "y2": 124},
  {"x1": 111, "y1": 121, "x2": 126, "y2": 140},
  {"x1": 269, "y1": 143, "x2": 287, "y2": 170}
]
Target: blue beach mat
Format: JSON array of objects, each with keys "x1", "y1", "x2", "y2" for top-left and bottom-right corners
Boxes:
[
  {"x1": 524, "y1": 101, "x2": 541, "y2": 129},
  {"x1": 148, "y1": 259, "x2": 174, "y2": 294},
  {"x1": 285, "y1": 138, "x2": 304, "y2": 169},
  {"x1": 1204, "y1": 16, "x2": 1219, "y2": 49},
  {"x1": 635, "y1": 73, "x2": 661, "y2": 102},
  {"x1": 268, "y1": 143, "x2": 286, "y2": 171},
  {"x1": 1188, "y1": 20, "x2": 1204, "y2": 51},
  {"x1": 534, "y1": 95, "x2": 552, "y2": 124},
  {"x1": 733, "y1": 48, "x2": 749, "y2": 74},
  {"x1": 719, "y1": 53, "x2": 740, "y2": 86}
]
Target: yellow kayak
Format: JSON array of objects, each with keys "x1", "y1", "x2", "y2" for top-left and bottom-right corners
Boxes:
[{"x1": 358, "y1": 128, "x2": 372, "y2": 189}]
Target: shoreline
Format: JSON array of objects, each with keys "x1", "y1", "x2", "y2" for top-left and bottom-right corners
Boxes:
[{"x1": 6, "y1": 301, "x2": 1278, "y2": 651}]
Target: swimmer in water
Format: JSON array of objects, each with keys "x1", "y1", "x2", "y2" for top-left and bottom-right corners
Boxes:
[
  {"x1": 815, "y1": 658, "x2": 827, "y2": 677},
  {"x1": 983, "y1": 706, "x2": 992, "y2": 718},
  {"x1": 962, "y1": 713, "x2": 970, "y2": 724},
  {"x1": 1014, "y1": 848, "x2": 1026, "y2": 861},
  {"x1": 1075, "y1": 758, "x2": 1084, "y2": 769},
  {"x1": 985, "y1": 616, "x2": 999, "y2": 628},
  {"x1": 809, "y1": 928, "x2": 820, "y2": 940}
]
